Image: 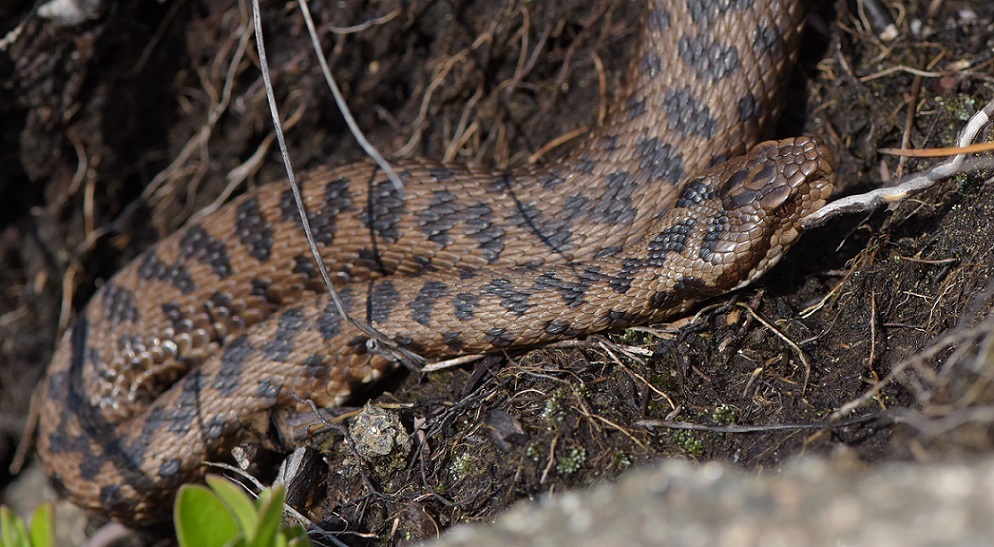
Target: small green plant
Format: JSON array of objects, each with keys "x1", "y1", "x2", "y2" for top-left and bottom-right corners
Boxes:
[
  {"x1": 541, "y1": 389, "x2": 570, "y2": 426},
  {"x1": 449, "y1": 453, "x2": 474, "y2": 479},
  {"x1": 711, "y1": 404, "x2": 738, "y2": 425},
  {"x1": 556, "y1": 447, "x2": 586, "y2": 475},
  {"x1": 174, "y1": 475, "x2": 311, "y2": 547},
  {"x1": 675, "y1": 430, "x2": 704, "y2": 456},
  {"x1": 0, "y1": 503, "x2": 54, "y2": 547}
]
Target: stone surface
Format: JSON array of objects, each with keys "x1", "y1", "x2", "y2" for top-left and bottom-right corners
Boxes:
[{"x1": 426, "y1": 457, "x2": 994, "y2": 547}]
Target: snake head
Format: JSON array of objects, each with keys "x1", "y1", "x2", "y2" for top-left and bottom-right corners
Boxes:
[
  {"x1": 669, "y1": 136, "x2": 835, "y2": 296},
  {"x1": 724, "y1": 136, "x2": 834, "y2": 289}
]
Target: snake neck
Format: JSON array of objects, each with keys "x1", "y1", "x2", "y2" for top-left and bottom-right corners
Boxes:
[{"x1": 563, "y1": 0, "x2": 807, "y2": 190}]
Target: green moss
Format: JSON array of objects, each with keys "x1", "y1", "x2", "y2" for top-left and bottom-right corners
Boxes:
[
  {"x1": 556, "y1": 448, "x2": 587, "y2": 475},
  {"x1": 526, "y1": 443, "x2": 543, "y2": 462},
  {"x1": 541, "y1": 388, "x2": 570, "y2": 426},
  {"x1": 675, "y1": 430, "x2": 704, "y2": 456},
  {"x1": 449, "y1": 453, "x2": 474, "y2": 480},
  {"x1": 711, "y1": 404, "x2": 738, "y2": 425}
]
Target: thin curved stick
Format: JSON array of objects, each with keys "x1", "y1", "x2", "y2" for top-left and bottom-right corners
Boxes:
[{"x1": 803, "y1": 98, "x2": 994, "y2": 228}]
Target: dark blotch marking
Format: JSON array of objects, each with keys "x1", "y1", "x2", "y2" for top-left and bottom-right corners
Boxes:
[
  {"x1": 483, "y1": 278, "x2": 532, "y2": 316},
  {"x1": 279, "y1": 177, "x2": 353, "y2": 247},
  {"x1": 494, "y1": 175, "x2": 572, "y2": 254},
  {"x1": 635, "y1": 137, "x2": 684, "y2": 183},
  {"x1": 419, "y1": 193, "x2": 504, "y2": 261},
  {"x1": 430, "y1": 166, "x2": 454, "y2": 181},
  {"x1": 356, "y1": 247, "x2": 383, "y2": 273},
  {"x1": 166, "y1": 374, "x2": 204, "y2": 435},
  {"x1": 465, "y1": 202, "x2": 505, "y2": 263},
  {"x1": 410, "y1": 280, "x2": 449, "y2": 327},
  {"x1": 250, "y1": 278, "x2": 289, "y2": 308},
  {"x1": 700, "y1": 211, "x2": 729, "y2": 262},
  {"x1": 532, "y1": 271, "x2": 594, "y2": 309},
  {"x1": 48, "y1": 474, "x2": 68, "y2": 498},
  {"x1": 678, "y1": 35, "x2": 739, "y2": 80},
  {"x1": 688, "y1": 0, "x2": 748, "y2": 23},
  {"x1": 575, "y1": 159, "x2": 596, "y2": 174},
  {"x1": 675, "y1": 178, "x2": 712, "y2": 207},
  {"x1": 138, "y1": 251, "x2": 195, "y2": 294},
  {"x1": 214, "y1": 335, "x2": 253, "y2": 394},
  {"x1": 261, "y1": 307, "x2": 306, "y2": 362},
  {"x1": 646, "y1": 6, "x2": 670, "y2": 34},
  {"x1": 603, "y1": 171, "x2": 636, "y2": 224},
  {"x1": 369, "y1": 281, "x2": 399, "y2": 324},
  {"x1": 256, "y1": 379, "x2": 281, "y2": 403},
  {"x1": 566, "y1": 171, "x2": 637, "y2": 225},
  {"x1": 650, "y1": 291, "x2": 677, "y2": 310},
  {"x1": 46, "y1": 371, "x2": 69, "y2": 404},
  {"x1": 180, "y1": 224, "x2": 233, "y2": 278},
  {"x1": 204, "y1": 416, "x2": 230, "y2": 440},
  {"x1": 517, "y1": 202, "x2": 574, "y2": 253},
  {"x1": 443, "y1": 332, "x2": 465, "y2": 350},
  {"x1": 161, "y1": 302, "x2": 182, "y2": 322},
  {"x1": 420, "y1": 190, "x2": 459, "y2": 246},
  {"x1": 453, "y1": 292, "x2": 480, "y2": 321},
  {"x1": 739, "y1": 92, "x2": 760, "y2": 123},
  {"x1": 79, "y1": 453, "x2": 106, "y2": 481},
  {"x1": 292, "y1": 254, "x2": 320, "y2": 279},
  {"x1": 754, "y1": 21, "x2": 787, "y2": 65},
  {"x1": 544, "y1": 319, "x2": 574, "y2": 336},
  {"x1": 663, "y1": 87, "x2": 717, "y2": 139},
  {"x1": 369, "y1": 180, "x2": 405, "y2": 243},
  {"x1": 539, "y1": 173, "x2": 566, "y2": 189},
  {"x1": 303, "y1": 354, "x2": 329, "y2": 380},
  {"x1": 595, "y1": 246, "x2": 621, "y2": 259},
  {"x1": 485, "y1": 328, "x2": 516, "y2": 348},
  {"x1": 100, "y1": 283, "x2": 138, "y2": 325},
  {"x1": 626, "y1": 97, "x2": 647, "y2": 121},
  {"x1": 100, "y1": 485, "x2": 128, "y2": 510},
  {"x1": 675, "y1": 275, "x2": 711, "y2": 295},
  {"x1": 314, "y1": 177, "x2": 354, "y2": 245},
  {"x1": 406, "y1": 254, "x2": 436, "y2": 276},
  {"x1": 210, "y1": 292, "x2": 232, "y2": 310},
  {"x1": 611, "y1": 258, "x2": 643, "y2": 294},
  {"x1": 158, "y1": 458, "x2": 182, "y2": 479},
  {"x1": 641, "y1": 50, "x2": 662, "y2": 78},
  {"x1": 723, "y1": 163, "x2": 775, "y2": 208},
  {"x1": 235, "y1": 196, "x2": 274, "y2": 262},
  {"x1": 647, "y1": 219, "x2": 695, "y2": 264}
]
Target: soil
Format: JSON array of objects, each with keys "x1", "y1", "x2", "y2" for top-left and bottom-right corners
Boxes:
[{"x1": 2, "y1": 0, "x2": 994, "y2": 545}]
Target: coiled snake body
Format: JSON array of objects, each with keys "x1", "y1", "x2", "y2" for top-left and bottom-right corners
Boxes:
[{"x1": 37, "y1": 0, "x2": 834, "y2": 524}]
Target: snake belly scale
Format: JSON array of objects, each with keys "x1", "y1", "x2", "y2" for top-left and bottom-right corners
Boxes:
[{"x1": 36, "y1": 0, "x2": 834, "y2": 524}]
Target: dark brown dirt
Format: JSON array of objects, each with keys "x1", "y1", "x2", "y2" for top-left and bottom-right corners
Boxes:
[{"x1": 2, "y1": 0, "x2": 994, "y2": 545}]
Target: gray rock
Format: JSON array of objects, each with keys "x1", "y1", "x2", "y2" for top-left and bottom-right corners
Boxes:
[{"x1": 426, "y1": 457, "x2": 994, "y2": 547}]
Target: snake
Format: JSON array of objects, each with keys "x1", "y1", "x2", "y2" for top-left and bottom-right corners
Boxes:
[{"x1": 35, "y1": 0, "x2": 835, "y2": 525}]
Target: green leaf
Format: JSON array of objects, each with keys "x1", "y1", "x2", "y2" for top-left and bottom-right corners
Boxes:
[
  {"x1": 247, "y1": 485, "x2": 286, "y2": 547},
  {"x1": 174, "y1": 484, "x2": 241, "y2": 547},
  {"x1": 27, "y1": 505, "x2": 53, "y2": 547},
  {"x1": 282, "y1": 524, "x2": 310, "y2": 546},
  {"x1": 0, "y1": 506, "x2": 30, "y2": 547},
  {"x1": 205, "y1": 476, "x2": 259, "y2": 536}
]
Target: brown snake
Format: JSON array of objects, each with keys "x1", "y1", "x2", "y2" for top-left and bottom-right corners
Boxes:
[{"x1": 36, "y1": 0, "x2": 834, "y2": 524}]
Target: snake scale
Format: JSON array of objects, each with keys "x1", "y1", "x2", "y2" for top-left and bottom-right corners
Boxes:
[{"x1": 36, "y1": 0, "x2": 834, "y2": 525}]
